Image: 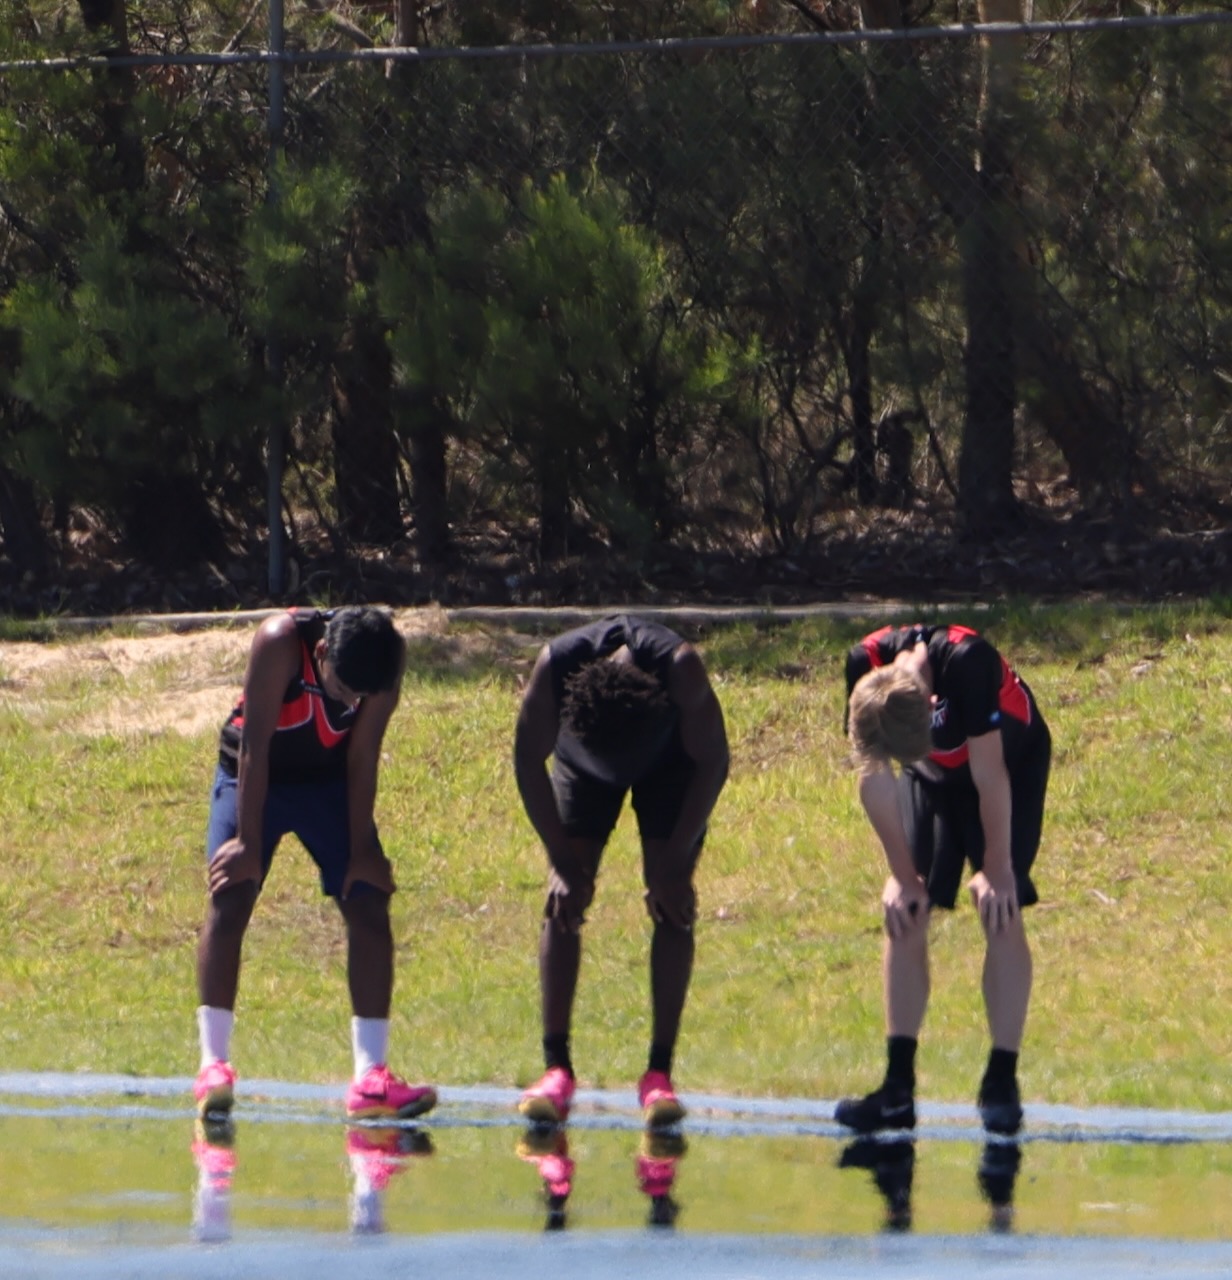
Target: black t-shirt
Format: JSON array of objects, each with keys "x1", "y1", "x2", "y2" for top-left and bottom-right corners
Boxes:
[
  {"x1": 549, "y1": 614, "x2": 682, "y2": 787},
  {"x1": 845, "y1": 623, "x2": 1046, "y2": 780},
  {"x1": 218, "y1": 609, "x2": 360, "y2": 783}
]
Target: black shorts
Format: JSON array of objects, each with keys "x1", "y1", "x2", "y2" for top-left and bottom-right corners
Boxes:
[
  {"x1": 551, "y1": 743, "x2": 700, "y2": 846},
  {"x1": 899, "y1": 726, "x2": 1050, "y2": 910}
]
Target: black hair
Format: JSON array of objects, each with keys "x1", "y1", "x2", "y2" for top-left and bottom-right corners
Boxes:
[
  {"x1": 560, "y1": 660, "x2": 671, "y2": 752},
  {"x1": 323, "y1": 607, "x2": 403, "y2": 695}
]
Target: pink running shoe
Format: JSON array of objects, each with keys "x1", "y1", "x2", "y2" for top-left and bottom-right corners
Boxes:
[
  {"x1": 191, "y1": 1119, "x2": 237, "y2": 1181},
  {"x1": 638, "y1": 1069, "x2": 686, "y2": 1129},
  {"x1": 194, "y1": 1060, "x2": 237, "y2": 1120},
  {"x1": 637, "y1": 1130, "x2": 685, "y2": 1226},
  {"x1": 518, "y1": 1067, "x2": 576, "y2": 1126},
  {"x1": 346, "y1": 1126, "x2": 434, "y2": 1192},
  {"x1": 191, "y1": 1119, "x2": 236, "y2": 1244},
  {"x1": 636, "y1": 1153, "x2": 678, "y2": 1200},
  {"x1": 346, "y1": 1064, "x2": 437, "y2": 1120},
  {"x1": 516, "y1": 1131, "x2": 575, "y2": 1199}
]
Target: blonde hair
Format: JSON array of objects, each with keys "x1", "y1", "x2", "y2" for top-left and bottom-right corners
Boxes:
[{"x1": 848, "y1": 665, "x2": 932, "y2": 775}]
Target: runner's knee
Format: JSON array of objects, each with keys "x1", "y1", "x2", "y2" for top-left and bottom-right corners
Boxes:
[
  {"x1": 207, "y1": 881, "x2": 258, "y2": 932},
  {"x1": 340, "y1": 890, "x2": 392, "y2": 938},
  {"x1": 643, "y1": 880, "x2": 696, "y2": 927}
]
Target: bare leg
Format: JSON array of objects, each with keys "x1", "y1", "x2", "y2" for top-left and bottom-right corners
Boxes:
[
  {"x1": 982, "y1": 914, "x2": 1032, "y2": 1050},
  {"x1": 339, "y1": 890, "x2": 394, "y2": 1019},
  {"x1": 540, "y1": 921, "x2": 582, "y2": 1037},
  {"x1": 884, "y1": 918, "x2": 930, "y2": 1039},
  {"x1": 641, "y1": 833, "x2": 701, "y2": 1066},
  {"x1": 650, "y1": 921, "x2": 695, "y2": 1050},
  {"x1": 835, "y1": 893, "x2": 929, "y2": 1130},
  {"x1": 197, "y1": 882, "x2": 259, "y2": 1010},
  {"x1": 538, "y1": 836, "x2": 603, "y2": 1041}
]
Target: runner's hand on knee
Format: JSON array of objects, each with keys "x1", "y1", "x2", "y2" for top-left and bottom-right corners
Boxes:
[
  {"x1": 644, "y1": 876, "x2": 696, "y2": 931},
  {"x1": 968, "y1": 869, "x2": 1018, "y2": 934},
  {"x1": 342, "y1": 847, "x2": 396, "y2": 900},
  {"x1": 546, "y1": 866, "x2": 594, "y2": 934},
  {"x1": 208, "y1": 837, "x2": 261, "y2": 895},
  {"x1": 882, "y1": 873, "x2": 929, "y2": 940}
]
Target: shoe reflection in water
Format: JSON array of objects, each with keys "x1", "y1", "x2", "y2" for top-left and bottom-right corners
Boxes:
[
  {"x1": 838, "y1": 1137, "x2": 915, "y2": 1232},
  {"x1": 978, "y1": 1140, "x2": 1022, "y2": 1233},
  {"x1": 191, "y1": 1118, "x2": 237, "y2": 1244},
  {"x1": 517, "y1": 1128, "x2": 575, "y2": 1231},
  {"x1": 637, "y1": 1131, "x2": 686, "y2": 1228},
  {"x1": 347, "y1": 1124, "x2": 435, "y2": 1235}
]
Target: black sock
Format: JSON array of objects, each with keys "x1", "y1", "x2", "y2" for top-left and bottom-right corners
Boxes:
[
  {"x1": 983, "y1": 1047, "x2": 1018, "y2": 1087},
  {"x1": 544, "y1": 1034, "x2": 573, "y2": 1076},
  {"x1": 648, "y1": 1042, "x2": 674, "y2": 1076},
  {"x1": 885, "y1": 1036, "x2": 918, "y2": 1093}
]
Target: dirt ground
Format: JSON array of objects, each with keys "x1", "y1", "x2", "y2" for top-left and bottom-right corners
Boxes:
[{"x1": 0, "y1": 605, "x2": 472, "y2": 737}]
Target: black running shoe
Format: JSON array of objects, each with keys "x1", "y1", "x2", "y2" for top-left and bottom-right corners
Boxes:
[
  {"x1": 834, "y1": 1084, "x2": 916, "y2": 1134},
  {"x1": 978, "y1": 1140, "x2": 1022, "y2": 1208},
  {"x1": 977, "y1": 1076, "x2": 1023, "y2": 1136}
]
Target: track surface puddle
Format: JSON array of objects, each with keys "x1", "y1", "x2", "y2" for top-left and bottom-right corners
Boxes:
[{"x1": 3, "y1": 1077, "x2": 1232, "y2": 1278}]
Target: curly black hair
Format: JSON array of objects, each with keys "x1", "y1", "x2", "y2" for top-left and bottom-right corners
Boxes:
[
  {"x1": 560, "y1": 660, "x2": 672, "y2": 752},
  {"x1": 323, "y1": 606, "x2": 403, "y2": 695}
]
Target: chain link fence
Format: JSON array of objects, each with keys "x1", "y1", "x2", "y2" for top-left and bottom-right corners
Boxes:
[{"x1": 1, "y1": 12, "x2": 1230, "y2": 595}]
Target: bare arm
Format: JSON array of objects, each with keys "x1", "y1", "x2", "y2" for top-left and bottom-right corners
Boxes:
[
  {"x1": 340, "y1": 635, "x2": 404, "y2": 899},
  {"x1": 209, "y1": 615, "x2": 300, "y2": 894},
  {"x1": 858, "y1": 765, "x2": 929, "y2": 939},
  {"x1": 663, "y1": 643, "x2": 729, "y2": 864},
  {"x1": 966, "y1": 728, "x2": 1017, "y2": 931},
  {"x1": 513, "y1": 645, "x2": 571, "y2": 869}
]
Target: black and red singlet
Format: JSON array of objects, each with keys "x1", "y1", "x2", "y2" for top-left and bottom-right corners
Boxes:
[
  {"x1": 548, "y1": 614, "x2": 683, "y2": 788},
  {"x1": 844, "y1": 623, "x2": 1046, "y2": 779},
  {"x1": 218, "y1": 609, "x2": 360, "y2": 783}
]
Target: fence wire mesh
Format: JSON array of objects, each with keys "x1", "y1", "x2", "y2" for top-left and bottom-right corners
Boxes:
[{"x1": 1, "y1": 14, "x2": 1230, "y2": 587}]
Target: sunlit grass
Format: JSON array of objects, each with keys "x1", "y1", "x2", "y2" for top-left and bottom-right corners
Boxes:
[{"x1": 1, "y1": 604, "x2": 1231, "y2": 1113}]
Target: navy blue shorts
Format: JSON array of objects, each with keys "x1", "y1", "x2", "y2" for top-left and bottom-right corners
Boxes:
[
  {"x1": 205, "y1": 764, "x2": 384, "y2": 899},
  {"x1": 899, "y1": 725, "x2": 1050, "y2": 911}
]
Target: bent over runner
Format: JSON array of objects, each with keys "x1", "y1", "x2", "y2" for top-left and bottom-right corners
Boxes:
[
  {"x1": 193, "y1": 606, "x2": 435, "y2": 1123},
  {"x1": 836, "y1": 622, "x2": 1051, "y2": 1137},
  {"x1": 514, "y1": 614, "x2": 729, "y2": 1130}
]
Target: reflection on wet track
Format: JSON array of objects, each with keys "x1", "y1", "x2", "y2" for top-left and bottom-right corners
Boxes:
[{"x1": 3, "y1": 1074, "x2": 1232, "y2": 1278}]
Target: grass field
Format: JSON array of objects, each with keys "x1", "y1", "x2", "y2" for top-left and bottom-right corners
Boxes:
[{"x1": 1, "y1": 601, "x2": 1230, "y2": 1113}]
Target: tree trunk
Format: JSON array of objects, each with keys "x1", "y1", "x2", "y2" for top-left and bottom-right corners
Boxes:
[
  {"x1": 0, "y1": 459, "x2": 50, "y2": 580},
  {"x1": 331, "y1": 317, "x2": 404, "y2": 545},
  {"x1": 77, "y1": 0, "x2": 144, "y2": 194},
  {"x1": 1015, "y1": 306, "x2": 1133, "y2": 505},
  {"x1": 537, "y1": 434, "x2": 570, "y2": 560},
  {"x1": 957, "y1": 166, "x2": 1019, "y2": 531},
  {"x1": 402, "y1": 390, "x2": 452, "y2": 565},
  {"x1": 119, "y1": 469, "x2": 228, "y2": 569},
  {"x1": 856, "y1": 0, "x2": 1134, "y2": 522},
  {"x1": 844, "y1": 248, "x2": 881, "y2": 506},
  {"x1": 394, "y1": 0, "x2": 416, "y2": 46},
  {"x1": 955, "y1": 0, "x2": 1024, "y2": 532}
]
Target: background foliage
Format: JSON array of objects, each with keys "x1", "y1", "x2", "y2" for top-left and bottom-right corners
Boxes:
[{"x1": 0, "y1": 2, "x2": 1229, "y2": 609}]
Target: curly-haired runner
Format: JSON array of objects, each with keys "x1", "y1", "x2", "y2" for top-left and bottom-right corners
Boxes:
[
  {"x1": 837, "y1": 622, "x2": 1051, "y2": 1138},
  {"x1": 514, "y1": 615, "x2": 729, "y2": 1130}
]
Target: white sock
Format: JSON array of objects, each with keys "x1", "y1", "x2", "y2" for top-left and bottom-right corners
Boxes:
[
  {"x1": 352, "y1": 1017, "x2": 390, "y2": 1081},
  {"x1": 197, "y1": 1006, "x2": 234, "y2": 1069}
]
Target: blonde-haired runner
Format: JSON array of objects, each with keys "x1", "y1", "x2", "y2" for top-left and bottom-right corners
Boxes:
[{"x1": 837, "y1": 622, "x2": 1051, "y2": 1138}]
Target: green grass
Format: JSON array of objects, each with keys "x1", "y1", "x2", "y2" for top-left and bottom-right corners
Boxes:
[{"x1": 2, "y1": 601, "x2": 1231, "y2": 1111}]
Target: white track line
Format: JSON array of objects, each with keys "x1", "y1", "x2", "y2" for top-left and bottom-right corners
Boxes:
[{"x1": 2, "y1": 1073, "x2": 1231, "y2": 1143}]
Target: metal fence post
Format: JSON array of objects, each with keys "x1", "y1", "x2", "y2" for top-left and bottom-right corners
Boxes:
[{"x1": 266, "y1": 0, "x2": 287, "y2": 597}]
